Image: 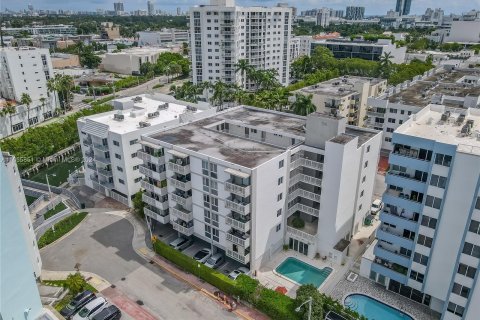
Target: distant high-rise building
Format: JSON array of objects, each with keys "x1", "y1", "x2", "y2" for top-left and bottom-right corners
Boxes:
[
  {"x1": 177, "y1": 7, "x2": 181, "y2": 16},
  {"x1": 330, "y1": 9, "x2": 344, "y2": 18},
  {"x1": 148, "y1": 1, "x2": 155, "y2": 16},
  {"x1": 395, "y1": 0, "x2": 412, "y2": 15},
  {"x1": 113, "y1": 2, "x2": 124, "y2": 15},
  {"x1": 27, "y1": 4, "x2": 34, "y2": 11},
  {"x1": 345, "y1": 6, "x2": 365, "y2": 20},
  {"x1": 316, "y1": 8, "x2": 331, "y2": 27}
]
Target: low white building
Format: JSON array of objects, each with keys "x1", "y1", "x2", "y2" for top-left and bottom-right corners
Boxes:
[
  {"x1": 137, "y1": 29, "x2": 189, "y2": 46},
  {"x1": 139, "y1": 107, "x2": 382, "y2": 270},
  {"x1": 77, "y1": 94, "x2": 212, "y2": 206},
  {"x1": 289, "y1": 36, "x2": 312, "y2": 61},
  {"x1": 0, "y1": 47, "x2": 57, "y2": 138},
  {"x1": 444, "y1": 21, "x2": 480, "y2": 44},
  {"x1": 101, "y1": 47, "x2": 169, "y2": 75}
]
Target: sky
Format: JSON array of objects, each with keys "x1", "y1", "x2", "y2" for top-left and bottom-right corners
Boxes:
[{"x1": 1, "y1": 0, "x2": 479, "y2": 16}]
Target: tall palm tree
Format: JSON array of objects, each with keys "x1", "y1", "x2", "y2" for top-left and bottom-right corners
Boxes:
[
  {"x1": 378, "y1": 52, "x2": 394, "y2": 78},
  {"x1": 21, "y1": 93, "x2": 32, "y2": 127},
  {"x1": 47, "y1": 76, "x2": 59, "y2": 111},
  {"x1": 211, "y1": 81, "x2": 227, "y2": 107},
  {"x1": 39, "y1": 97, "x2": 46, "y2": 117},
  {"x1": 234, "y1": 59, "x2": 253, "y2": 89},
  {"x1": 3, "y1": 104, "x2": 17, "y2": 133},
  {"x1": 59, "y1": 75, "x2": 73, "y2": 112},
  {"x1": 292, "y1": 94, "x2": 316, "y2": 116}
]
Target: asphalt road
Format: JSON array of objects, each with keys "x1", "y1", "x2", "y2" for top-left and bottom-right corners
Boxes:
[{"x1": 41, "y1": 212, "x2": 238, "y2": 320}]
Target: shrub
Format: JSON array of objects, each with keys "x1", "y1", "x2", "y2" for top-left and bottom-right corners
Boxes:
[
  {"x1": 255, "y1": 287, "x2": 298, "y2": 320},
  {"x1": 38, "y1": 212, "x2": 88, "y2": 248},
  {"x1": 65, "y1": 272, "x2": 88, "y2": 295},
  {"x1": 292, "y1": 216, "x2": 305, "y2": 228}
]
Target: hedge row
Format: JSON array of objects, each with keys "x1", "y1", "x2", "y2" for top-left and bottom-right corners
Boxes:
[
  {"x1": 152, "y1": 240, "x2": 299, "y2": 320},
  {"x1": 38, "y1": 212, "x2": 88, "y2": 248}
]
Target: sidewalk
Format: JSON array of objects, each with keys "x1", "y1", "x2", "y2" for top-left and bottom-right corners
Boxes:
[
  {"x1": 42, "y1": 269, "x2": 111, "y2": 292},
  {"x1": 126, "y1": 213, "x2": 269, "y2": 320}
]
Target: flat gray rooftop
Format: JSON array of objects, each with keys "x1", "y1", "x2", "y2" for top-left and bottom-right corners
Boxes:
[{"x1": 298, "y1": 76, "x2": 385, "y2": 98}]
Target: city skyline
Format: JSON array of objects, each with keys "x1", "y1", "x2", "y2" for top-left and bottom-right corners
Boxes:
[{"x1": 1, "y1": 0, "x2": 479, "y2": 16}]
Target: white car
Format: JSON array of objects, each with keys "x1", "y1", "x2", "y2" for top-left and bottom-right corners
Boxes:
[
  {"x1": 72, "y1": 297, "x2": 108, "y2": 320},
  {"x1": 370, "y1": 199, "x2": 383, "y2": 215},
  {"x1": 228, "y1": 267, "x2": 251, "y2": 280}
]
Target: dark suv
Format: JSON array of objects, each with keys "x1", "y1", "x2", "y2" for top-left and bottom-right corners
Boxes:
[
  {"x1": 92, "y1": 305, "x2": 122, "y2": 320},
  {"x1": 60, "y1": 290, "x2": 96, "y2": 319}
]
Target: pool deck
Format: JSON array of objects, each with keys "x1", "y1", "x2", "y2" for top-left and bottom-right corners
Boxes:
[{"x1": 330, "y1": 276, "x2": 441, "y2": 320}]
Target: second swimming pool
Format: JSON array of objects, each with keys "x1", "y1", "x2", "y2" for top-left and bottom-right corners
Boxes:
[{"x1": 275, "y1": 257, "x2": 332, "y2": 288}]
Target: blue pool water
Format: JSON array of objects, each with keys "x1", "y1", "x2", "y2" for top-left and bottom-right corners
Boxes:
[
  {"x1": 275, "y1": 257, "x2": 332, "y2": 287},
  {"x1": 344, "y1": 294, "x2": 413, "y2": 320}
]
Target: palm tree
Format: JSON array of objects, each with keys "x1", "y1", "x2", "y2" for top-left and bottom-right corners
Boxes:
[
  {"x1": 39, "y1": 97, "x2": 46, "y2": 117},
  {"x1": 234, "y1": 59, "x2": 253, "y2": 89},
  {"x1": 378, "y1": 52, "x2": 394, "y2": 78},
  {"x1": 211, "y1": 81, "x2": 227, "y2": 107},
  {"x1": 47, "y1": 77, "x2": 59, "y2": 111},
  {"x1": 2, "y1": 104, "x2": 17, "y2": 133},
  {"x1": 21, "y1": 93, "x2": 32, "y2": 128},
  {"x1": 59, "y1": 75, "x2": 73, "y2": 112},
  {"x1": 292, "y1": 94, "x2": 316, "y2": 116}
]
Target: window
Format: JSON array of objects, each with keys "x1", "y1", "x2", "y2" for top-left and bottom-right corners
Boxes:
[
  {"x1": 475, "y1": 197, "x2": 480, "y2": 210},
  {"x1": 205, "y1": 225, "x2": 211, "y2": 238},
  {"x1": 276, "y1": 224, "x2": 281, "y2": 232},
  {"x1": 117, "y1": 166, "x2": 123, "y2": 172},
  {"x1": 211, "y1": 212, "x2": 219, "y2": 227},
  {"x1": 389, "y1": 108, "x2": 397, "y2": 114},
  {"x1": 113, "y1": 140, "x2": 120, "y2": 146},
  {"x1": 204, "y1": 209, "x2": 211, "y2": 224},
  {"x1": 360, "y1": 190, "x2": 364, "y2": 197},
  {"x1": 417, "y1": 234, "x2": 433, "y2": 248},
  {"x1": 12, "y1": 123, "x2": 24, "y2": 132},
  {"x1": 421, "y1": 215, "x2": 437, "y2": 229},
  {"x1": 279, "y1": 160, "x2": 284, "y2": 168},
  {"x1": 388, "y1": 118, "x2": 396, "y2": 123},
  {"x1": 358, "y1": 204, "x2": 362, "y2": 211},
  {"x1": 452, "y1": 282, "x2": 470, "y2": 298},
  {"x1": 469, "y1": 220, "x2": 480, "y2": 235},
  {"x1": 212, "y1": 228, "x2": 219, "y2": 242},
  {"x1": 130, "y1": 139, "x2": 138, "y2": 145},
  {"x1": 462, "y1": 242, "x2": 480, "y2": 258},
  {"x1": 413, "y1": 252, "x2": 429, "y2": 266},
  {"x1": 429, "y1": 174, "x2": 447, "y2": 189},
  {"x1": 425, "y1": 195, "x2": 442, "y2": 209},
  {"x1": 447, "y1": 302, "x2": 464, "y2": 317},
  {"x1": 134, "y1": 177, "x2": 142, "y2": 183},
  {"x1": 434, "y1": 153, "x2": 452, "y2": 167},
  {"x1": 458, "y1": 263, "x2": 477, "y2": 279},
  {"x1": 115, "y1": 154, "x2": 121, "y2": 159},
  {"x1": 364, "y1": 161, "x2": 368, "y2": 168},
  {"x1": 133, "y1": 165, "x2": 139, "y2": 170},
  {"x1": 386, "y1": 128, "x2": 394, "y2": 133},
  {"x1": 410, "y1": 270, "x2": 424, "y2": 283},
  {"x1": 278, "y1": 177, "x2": 283, "y2": 185},
  {"x1": 362, "y1": 176, "x2": 366, "y2": 183},
  {"x1": 366, "y1": 145, "x2": 370, "y2": 153},
  {"x1": 277, "y1": 193, "x2": 283, "y2": 201},
  {"x1": 118, "y1": 179, "x2": 125, "y2": 184},
  {"x1": 277, "y1": 208, "x2": 282, "y2": 217},
  {"x1": 131, "y1": 152, "x2": 137, "y2": 158}
]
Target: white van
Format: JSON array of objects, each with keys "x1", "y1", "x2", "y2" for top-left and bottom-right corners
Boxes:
[{"x1": 370, "y1": 199, "x2": 383, "y2": 215}]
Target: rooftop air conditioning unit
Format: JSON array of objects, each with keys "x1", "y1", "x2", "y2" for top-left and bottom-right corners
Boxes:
[
  {"x1": 158, "y1": 103, "x2": 169, "y2": 110},
  {"x1": 139, "y1": 121, "x2": 151, "y2": 128},
  {"x1": 132, "y1": 96, "x2": 143, "y2": 102},
  {"x1": 147, "y1": 111, "x2": 159, "y2": 118},
  {"x1": 186, "y1": 105, "x2": 197, "y2": 112},
  {"x1": 113, "y1": 113, "x2": 124, "y2": 121}
]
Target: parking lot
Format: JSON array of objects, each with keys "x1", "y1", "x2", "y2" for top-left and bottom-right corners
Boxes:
[{"x1": 151, "y1": 221, "x2": 244, "y2": 277}]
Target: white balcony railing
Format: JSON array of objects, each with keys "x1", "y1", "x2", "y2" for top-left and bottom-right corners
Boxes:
[
  {"x1": 225, "y1": 198, "x2": 251, "y2": 215},
  {"x1": 287, "y1": 203, "x2": 320, "y2": 218},
  {"x1": 225, "y1": 180, "x2": 251, "y2": 197},
  {"x1": 137, "y1": 150, "x2": 165, "y2": 165},
  {"x1": 171, "y1": 221, "x2": 194, "y2": 236},
  {"x1": 225, "y1": 215, "x2": 251, "y2": 232},
  {"x1": 226, "y1": 232, "x2": 250, "y2": 248},
  {"x1": 144, "y1": 207, "x2": 170, "y2": 224},
  {"x1": 168, "y1": 178, "x2": 192, "y2": 191},
  {"x1": 170, "y1": 206, "x2": 193, "y2": 221},
  {"x1": 139, "y1": 165, "x2": 166, "y2": 181},
  {"x1": 167, "y1": 162, "x2": 190, "y2": 175},
  {"x1": 288, "y1": 188, "x2": 321, "y2": 202},
  {"x1": 170, "y1": 193, "x2": 191, "y2": 207},
  {"x1": 226, "y1": 249, "x2": 250, "y2": 264},
  {"x1": 286, "y1": 226, "x2": 317, "y2": 243},
  {"x1": 142, "y1": 194, "x2": 169, "y2": 210},
  {"x1": 289, "y1": 173, "x2": 322, "y2": 188}
]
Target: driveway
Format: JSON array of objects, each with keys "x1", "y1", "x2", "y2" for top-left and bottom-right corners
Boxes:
[{"x1": 41, "y1": 212, "x2": 238, "y2": 320}]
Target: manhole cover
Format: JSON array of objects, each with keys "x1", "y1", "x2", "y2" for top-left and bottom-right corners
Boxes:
[
  {"x1": 121, "y1": 277, "x2": 126, "y2": 281},
  {"x1": 136, "y1": 300, "x2": 144, "y2": 305}
]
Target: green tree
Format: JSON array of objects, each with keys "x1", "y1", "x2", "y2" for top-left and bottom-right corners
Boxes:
[
  {"x1": 133, "y1": 191, "x2": 145, "y2": 218},
  {"x1": 235, "y1": 59, "x2": 253, "y2": 89},
  {"x1": 310, "y1": 46, "x2": 336, "y2": 70},
  {"x1": 378, "y1": 52, "x2": 394, "y2": 78},
  {"x1": 65, "y1": 272, "x2": 87, "y2": 295},
  {"x1": 140, "y1": 62, "x2": 154, "y2": 76},
  {"x1": 291, "y1": 94, "x2": 316, "y2": 116},
  {"x1": 295, "y1": 285, "x2": 324, "y2": 320},
  {"x1": 39, "y1": 97, "x2": 47, "y2": 114},
  {"x1": 21, "y1": 93, "x2": 32, "y2": 127}
]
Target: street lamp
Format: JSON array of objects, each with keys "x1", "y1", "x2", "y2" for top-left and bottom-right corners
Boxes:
[
  {"x1": 45, "y1": 173, "x2": 56, "y2": 197},
  {"x1": 295, "y1": 296, "x2": 313, "y2": 320}
]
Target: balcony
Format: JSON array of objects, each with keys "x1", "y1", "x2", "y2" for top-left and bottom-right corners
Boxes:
[
  {"x1": 97, "y1": 167, "x2": 113, "y2": 177},
  {"x1": 225, "y1": 180, "x2": 251, "y2": 197},
  {"x1": 287, "y1": 203, "x2": 320, "y2": 218},
  {"x1": 226, "y1": 249, "x2": 250, "y2": 264},
  {"x1": 386, "y1": 171, "x2": 427, "y2": 193},
  {"x1": 286, "y1": 215, "x2": 318, "y2": 243},
  {"x1": 137, "y1": 150, "x2": 165, "y2": 165},
  {"x1": 144, "y1": 206, "x2": 170, "y2": 224},
  {"x1": 225, "y1": 197, "x2": 251, "y2": 215},
  {"x1": 170, "y1": 191, "x2": 192, "y2": 207},
  {"x1": 86, "y1": 162, "x2": 96, "y2": 170},
  {"x1": 94, "y1": 154, "x2": 111, "y2": 165},
  {"x1": 289, "y1": 174, "x2": 322, "y2": 188},
  {"x1": 139, "y1": 165, "x2": 166, "y2": 181},
  {"x1": 383, "y1": 190, "x2": 423, "y2": 213},
  {"x1": 85, "y1": 150, "x2": 94, "y2": 158},
  {"x1": 374, "y1": 244, "x2": 411, "y2": 267},
  {"x1": 168, "y1": 177, "x2": 192, "y2": 191},
  {"x1": 90, "y1": 174, "x2": 99, "y2": 183},
  {"x1": 141, "y1": 180, "x2": 167, "y2": 196},
  {"x1": 170, "y1": 206, "x2": 193, "y2": 222},
  {"x1": 142, "y1": 193, "x2": 169, "y2": 211},
  {"x1": 226, "y1": 229, "x2": 250, "y2": 248},
  {"x1": 376, "y1": 227, "x2": 415, "y2": 250},
  {"x1": 380, "y1": 208, "x2": 418, "y2": 231},
  {"x1": 93, "y1": 143, "x2": 109, "y2": 152},
  {"x1": 371, "y1": 257, "x2": 408, "y2": 284},
  {"x1": 225, "y1": 214, "x2": 251, "y2": 232},
  {"x1": 167, "y1": 161, "x2": 190, "y2": 175},
  {"x1": 290, "y1": 157, "x2": 324, "y2": 172},
  {"x1": 171, "y1": 220, "x2": 194, "y2": 236},
  {"x1": 82, "y1": 137, "x2": 92, "y2": 146},
  {"x1": 288, "y1": 188, "x2": 321, "y2": 203}
]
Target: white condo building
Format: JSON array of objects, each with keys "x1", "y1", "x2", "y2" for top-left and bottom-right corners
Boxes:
[
  {"x1": 77, "y1": 94, "x2": 212, "y2": 206},
  {"x1": 361, "y1": 104, "x2": 480, "y2": 320},
  {"x1": 139, "y1": 106, "x2": 382, "y2": 270},
  {"x1": 0, "y1": 47, "x2": 56, "y2": 138},
  {"x1": 189, "y1": 0, "x2": 293, "y2": 89},
  {"x1": 1, "y1": 150, "x2": 43, "y2": 320}
]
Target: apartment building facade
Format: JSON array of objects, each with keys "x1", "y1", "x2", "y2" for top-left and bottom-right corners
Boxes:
[
  {"x1": 361, "y1": 105, "x2": 480, "y2": 320},
  {"x1": 0, "y1": 46, "x2": 56, "y2": 138},
  {"x1": 77, "y1": 94, "x2": 212, "y2": 206},
  {"x1": 139, "y1": 106, "x2": 382, "y2": 270},
  {"x1": 1, "y1": 150, "x2": 43, "y2": 320},
  {"x1": 137, "y1": 29, "x2": 189, "y2": 46},
  {"x1": 289, "y1": 36, "x2": 312, "y2": 61},
  {"x1": 189, "y1": 0, "x2": 292, "y2": 89},
  {"x1": 295, "y1": 76, "x2": 388, "y2": 127}
]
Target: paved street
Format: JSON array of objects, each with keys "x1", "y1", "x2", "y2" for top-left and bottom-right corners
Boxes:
[{"x1": 41, "y1": 212, "x2": 238, "y2": 320}]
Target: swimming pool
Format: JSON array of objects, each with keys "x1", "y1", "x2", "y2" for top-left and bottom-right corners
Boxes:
[
  {"x1": 275, "y1": 257, "x2": 332, "y2": 288},
  {"x1": 344, "y1": 294, "x2": 413, "y2": 320}
]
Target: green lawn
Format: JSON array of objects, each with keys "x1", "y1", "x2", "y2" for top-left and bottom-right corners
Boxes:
[
  {"x1": 29, "y1": 150, "x2": 83, "y2": 187},
  {"x1": 43, "y1": 202, "x2": 68, "y2": 220},
  {"x1": 38, "y1": 212, "x2": 88, "y2": 248},
  {"x1": 42, "y1": 279, "x2": 97, "y2": 311},
  {"x1": 25, "y1": 195, "x2": 38, "y2": 206}
]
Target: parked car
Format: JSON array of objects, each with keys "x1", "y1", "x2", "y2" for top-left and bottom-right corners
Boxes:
[
  {"x1": 370, "y1": 199, "x2": 383, "y2": 215},
  {"x1": 204, "y1": 253, "x2": 225, "y2": 269},
  {"x1": 92, "y1": 305, "x2": 122, "y2": 320},
  {"x1": 169, "y1": 237, "x2": 193, "y2": 251},
  {"x1": 193, "y1": 248, "x2": 212, "y2": 263},
  {"x1": 228, "y1": 267, "x2": 251, "y2": 280},
  {"x1": 72, "y1": 297, "x2": 108, "y2": 320},
  {"x1": 60, "y1": 290, "x2": 96, "y2": 319}
]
